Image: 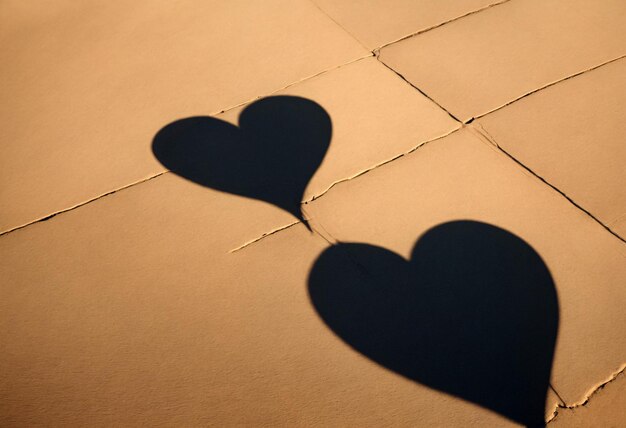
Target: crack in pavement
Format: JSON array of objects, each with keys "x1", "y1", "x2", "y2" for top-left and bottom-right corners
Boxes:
[
  {"x1": 0, "y1": 55, "x2": 375, "y2": 239},
  {"x1": 0, "y1": 171, "x2": 169, "y2": 238},
  {"x1": 246, "y1": 63, "x2": 626, "y2": 251},
  {"x1": 213, "y1": 53, "x2": 374, "y2": 117},
  {"x1": 3, "y1": 4, "x2": 624, "y2": 423},
  {"x1": 307, "y1": 0, "x2": 371, "y2": 51},
  {"x1": 374, "y1": 0, "x2": 512, "y2": 52},
  {"x1": 233, "y1": 97, "x2": 626, "y2": 252},
  {"x1": 6, "y1": 24, "x2": 624, "y2": 255},
  {"x1": 304, "y1": 126, "x2": 462, "y2": 203},
  {"x1": 469, "y1": 54, "x2": 626, "y2": 122},
  {"x1": 0, "y1": 0, "x2": 542, "y2": 242},
  {"x1": 227, "y1": 201, "x2": 342, "y2": 254},
  {"x1": 547, "y1": 364, "x2": 626, "y2": 424},
  {"x1": 228, "y1": 221, "x2": 301, "y2": 253},
  {"x1": 211, "y1": 51, "x2": 626, "y2": 252},
  {"x1": 375, "y1": 56, "x2": 462, "y2": 123},
  {"x1": 469, "y1": 123, "x2": 626, "y2": 246},
  {"x1": 230, "y1": 127, "x2": 462, "y2": 251},
  {"x1": 309, "y1": 0, "x2": 513, "y2": 52}
]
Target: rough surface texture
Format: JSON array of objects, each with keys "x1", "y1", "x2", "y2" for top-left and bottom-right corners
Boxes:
[
  {"x1": 1, "y1": 174, "x2": 524, "y2": 427},
  {"x1": 550, "y1": 369, "x2": 626, "y2": 427},
  {"x1": 378, "y1": 0, "x2": 626, "y2": 121},
  {"x1": 218, "y1": 57, "x2": 459, "y2": 202},
  {"x1": 312, "y1": 0, "x2": 503, "y2": 49},
  {"x1": 307, "y1": 129, "x2": 626, "y2": 411},
  {"x1": 0, "y1": 0, "x2": 366, "y2": 233},
  {"x1": 2, "y1": 1, "x2": 625, "y2": 426},
  {"x1": 477, "y1": 58, "x2": 626, "y2": 240}
]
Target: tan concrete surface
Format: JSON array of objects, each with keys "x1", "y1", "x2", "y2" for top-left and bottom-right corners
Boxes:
[
  {"x1": 2, "y1": 1, "x2": 625, "y2": 426},
  {"x1": 550, "y1": 370, "x2": 626, "y2": 427},
  {"x1": 312, "y1": 0, "x2": 503, "y2": 49},
  {"x1": 218, "y1": 57, "x2": 459, "y2": 203},
  {"x1": 307, "y1": 129, "x2": 626, "y2": 409},
  {"x1": 2, "y1": 172, "x2": 534, "y2": 427},
  {"x1": 477, "y1": 57, "x2": 626, "y2": 240},
  {"x1": 378, "y1": 0, "x2": 626, "y2": 121},
  {"x1": 0, "y1": 0, "x2": 367, "y2": 234}
]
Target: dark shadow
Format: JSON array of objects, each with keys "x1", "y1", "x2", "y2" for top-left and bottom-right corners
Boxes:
[
  {"x1": 152, "y1": 99, "x2": 558, "y2": 424},
  {"x1": 152, "y1": 96, "x2": 332, "y2": 226},
  {"x1": 308, "y1": 221, "x2": 559, "y2": 427}
]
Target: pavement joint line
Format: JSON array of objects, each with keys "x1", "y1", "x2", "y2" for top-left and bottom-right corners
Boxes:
[
  {"x1": 308, "y1": 0, "x2": 370, "y2": 51},
  {"x1": 547, "y1": 364, "x2": 626, "y2": 424},
  {"x1": 212, "y1": 53, "x2": 374, "y2": 118},
  {"x1": 0, "y1": 0, "x2": 518, "y2": 246},
  {"x1": 303, "y1": 126, "x2": 463, "y2": 204},
  {"x1": 227, "y1": 204, "x2": 341, "y2": 254},
  {"x1": 0, "y1": 55, "x2": 378, "y2": 239},
  {"x1": 375, "y1": 56, "x2": 463, "y2": 123},
  {"x1": 229, "y1": 221, "x2": 302, "y2": 253},
  {"x1": 228, "y1": 127, "x2": 463, "y2": 253},
  {"x1": 374, "y1": 0, "x2": 513, "y2": 52},
  {"x1": 6, "y1": 55, "x2": 625, "y2": 248},
  {"x1": 376, "y1": 44, "x2": 626, "y2": 245},
  {"x1": 549, "y1": 383, "x2": 568, "y2": 409},
  {"x1": 0, "y1": 0, "x2": 519, "y2": 241},
  {"x1": 0, "y1": 171, "x2": 169, "y2": 238},
  {"x1": 469, "y1": 123, "x2": 626, "y2": 246},
  {"x1": 1, "y1": 124, "x2": 458, "y2": 244},
  {"x1": 470, "y1": 54, "x2": 626, "y2": 122},
  {"x1": 302, "y1": 204, "x2": 341, "y2": 247}
]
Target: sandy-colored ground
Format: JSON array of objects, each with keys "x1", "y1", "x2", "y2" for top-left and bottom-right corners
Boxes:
[{"x1": 1, "y1": 1, "x2": 625, "y2": 426}]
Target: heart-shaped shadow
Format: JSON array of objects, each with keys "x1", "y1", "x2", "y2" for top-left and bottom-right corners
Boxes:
[
  {"x1": 308, "y1": 221, "x2": 558, "y2": 426},
  {"x1": 152, "y1": 96, "x2": 332, "y2": 225}
]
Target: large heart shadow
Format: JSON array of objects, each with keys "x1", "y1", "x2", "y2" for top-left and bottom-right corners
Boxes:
[
  {"x1": 308, "y1": 221, "x2": 559, "y2": 426},
  {"x1": 152, "y1": 96, "x2": 332, "y2": 225}
]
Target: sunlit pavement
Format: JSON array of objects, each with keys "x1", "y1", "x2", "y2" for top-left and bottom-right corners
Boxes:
[{"x1": 1, "y1": 1, "x2": 625, "y2": 426}]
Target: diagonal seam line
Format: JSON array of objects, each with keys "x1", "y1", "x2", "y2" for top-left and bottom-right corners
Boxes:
[
  {"x1": 303, "y1": 126, "x2": 462, "y2": 203},
  {"x1": 228, "y1": 127, "x2": 462, "y2": 252},
  {"x1": 470, "y1": 123, "x2": 626, "y2": 245},
  {"x1": 547, "y1": 364, "x2": 626, "y2": 424},
  {"x1": 10, "y1": 52, "x2": 620, "y2": 242},
  {"x1": 471, "y1": 54, "x2": 626, "y2": 122},
  {"x1": 375, "y1": 56, "x2": 462, "y2": 123},
  {"x1": 229, "y1": 221, "x2": 301, "y2": 253},
  {"x1": 374, "y1": 0, "x2": 512, "y2": 52},
  {"x1": 6, "y1": 6, "x2": 619, "y2": 239},
  {"x1": 0, "y1": 55, "x2": 376, "y2": 238},
  {"x1": 212, "y1": 54, "x2": 373, "y2": 117},
  {"x1": 307, "y1": 0, "x2": 370, "y2": 51},
  {"x1": 0, "y1": 171, "x2": 169, "y2": 237}
]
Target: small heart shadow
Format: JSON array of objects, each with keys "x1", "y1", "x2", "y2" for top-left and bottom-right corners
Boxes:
[
  {"x1": 152, "y1": 96, "x2": 332, "y2": 225},
  {"x1": 308, "y1": 221, "x2": 559, "y2": 426}
]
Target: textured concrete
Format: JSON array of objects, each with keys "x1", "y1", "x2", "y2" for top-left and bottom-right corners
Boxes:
[{"x1": 2, "y1": 1, "x2": 625, "y2": 426}]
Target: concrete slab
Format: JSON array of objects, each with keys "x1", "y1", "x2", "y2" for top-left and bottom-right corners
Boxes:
[
  {"x1": 306, "y1": 129, "x2": 626, "y2": 415},
  {"x1": 2, "y1": 171, "x2": 530, "y2": 427},
  {"x1": 378, "y1": 0, "x2": 626, "y2": 121},
  {"x1": 477, "y1": 58, "x2": 626, "y2": 240},
  {"x1": 312, "y1": 0, "x2": 503, "y2": 49},
  {"x1": 2, "y1": 1, "x2": 624, "y2": 425},
  {"x1": 217, "y1": 57, "x2": 459, "y2": 203},
  {"x1": 0, "y1": 0, "x2": 367, "y2": 234}
]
